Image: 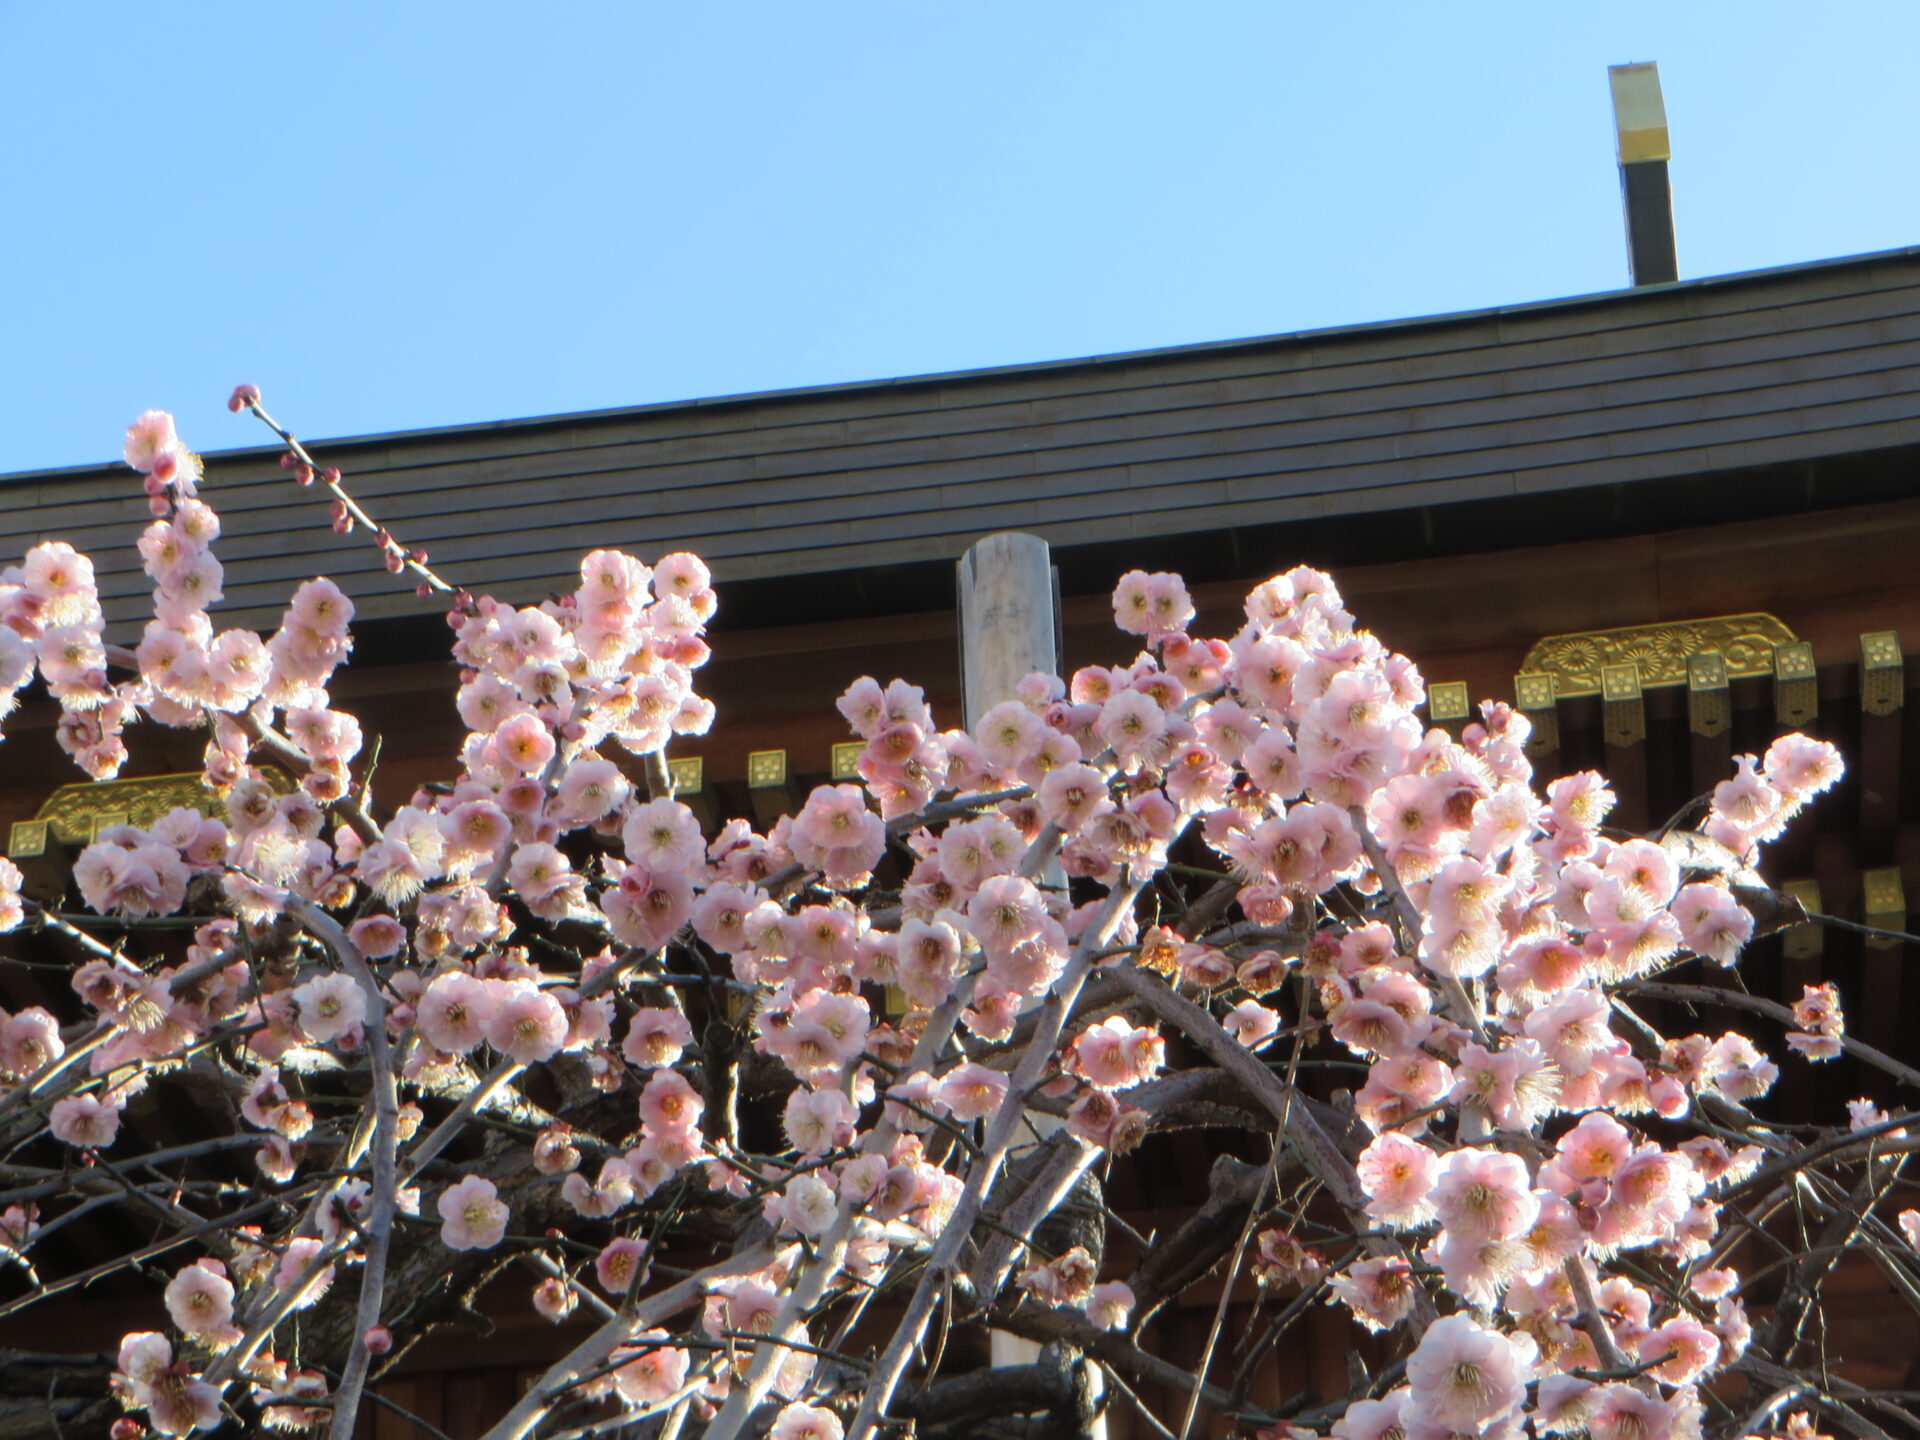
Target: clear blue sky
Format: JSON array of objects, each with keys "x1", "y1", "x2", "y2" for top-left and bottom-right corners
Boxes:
[{"x1": 4, "y1": 4, "x2": 1918, "y2": 475}]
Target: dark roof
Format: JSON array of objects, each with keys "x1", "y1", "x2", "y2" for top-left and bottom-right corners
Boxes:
[{"x1": 8, "y1": 244, "x2": 1920, "y2": 634}]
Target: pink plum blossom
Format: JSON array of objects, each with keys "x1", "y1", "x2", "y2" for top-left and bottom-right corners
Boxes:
[
  {"x1": 933, "y1": 1062, "x2": 1010, "y2": 1122},
  {"x1": 437, "y1": 1176, "x2": 509, "y2": 1250},
  {"x1": 1403, "y1": 1314, "x2": 1533, "y2": 1432},
  {"x1": 164, "y1": 1260, "x2": 235, "y2": 1338},
  {"x1": 292, "y1": 972, "x2": 365, "y2": 1045},
  {"x1": 49, "y1": 1092, "x2": 122, "y2": 1149}
]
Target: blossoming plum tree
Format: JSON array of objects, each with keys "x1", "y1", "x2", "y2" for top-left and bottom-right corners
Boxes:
[{"x1": 0, "y1": 397, "x2": 1907, "y2": 1440}]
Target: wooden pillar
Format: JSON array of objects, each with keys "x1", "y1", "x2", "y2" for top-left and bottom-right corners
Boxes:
[
  {"x1": 958, "y1": 532, "x2": 1059, "y2": 731},
  {"x1": 956, "y1": 534, "x2": 1097, "y2": 1425},
  {"x1": 1856, "y1": 633, "x2": 1906, "y2": 1052}
]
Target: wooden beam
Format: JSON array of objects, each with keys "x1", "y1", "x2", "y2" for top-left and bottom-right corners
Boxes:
[{"x1": 957, "y1": 532, "x2": 1058, "y2": 731}]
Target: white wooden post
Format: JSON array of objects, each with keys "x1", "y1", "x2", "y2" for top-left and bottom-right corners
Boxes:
[
  {"x1": 956, "y1": 533, "x2": 1103, "y2": 1433},
  {"x1": 958, "y1": 532, "x2": 1057, "y2": 731}
]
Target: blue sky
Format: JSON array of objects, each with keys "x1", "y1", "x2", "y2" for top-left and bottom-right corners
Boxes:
[{"x1": 4, "y1": 4, "x2": 1918, "y2": 475}]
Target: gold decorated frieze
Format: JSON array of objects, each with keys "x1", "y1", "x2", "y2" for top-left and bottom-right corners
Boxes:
[
  {"x1": 12, "y1": 766, "x2": 295, "y2": 854},
  {"x1": 1517, "y1": 614, "x2": 1798, "y2": 700},
  {"x1": 31, "y1": 773, "x2": 223, "y2": 846}
]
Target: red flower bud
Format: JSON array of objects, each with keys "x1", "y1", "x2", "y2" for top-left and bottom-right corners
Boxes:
[
  {"x1": 363, "y1": 1325, "x2": 393, "y2": 1356},
  {"x1": 228, "y1": 383, "x2": 261, "y2": 413},
  {"x1": 280, "y1": 452, "x2": 297, "y2": 471},
  {"x1": 323, "y1": 466, "x2": 342, "y2": 484},
  {"x1": 410, "y1": 548, "x2": 429, "y2": 565},
  {"x1": 416, "y1": 582, "x2": 433, "y2": 598},
  {"x1": 112, "y1": 1420, "x2": 147, "y2": 1440},
  {"x1": 294, "y1": 464, "x2": 315, "y2": 487},
  {"x1": 331, "y1": 500, "x2": 354, "y2": 535}
]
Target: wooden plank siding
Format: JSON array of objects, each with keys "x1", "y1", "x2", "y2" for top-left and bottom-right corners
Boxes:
[{"x1": 6, "y1": 246, "x2": 1920, "y2": 637}]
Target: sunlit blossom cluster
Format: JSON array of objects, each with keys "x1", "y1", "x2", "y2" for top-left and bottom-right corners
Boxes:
[{"x1": 0, "y1": 409, "x2": 1874, "y2": 1440}]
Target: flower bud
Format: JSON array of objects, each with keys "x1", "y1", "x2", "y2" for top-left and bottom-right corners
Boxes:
[
  {"x1": 363, "y1": 1325, "x2": 393, "y2": 1356},
  {"x1": 229, "y1": 383, "x2": 261, "y2": 412}
]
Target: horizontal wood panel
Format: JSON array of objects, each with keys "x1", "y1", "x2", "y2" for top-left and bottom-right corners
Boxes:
[
  {"x1": 14, "y1": 247, "x2": 1920, "y2": 634},
  {"x1": 21, "y1": 274, "x2": 1918, "y2": 551},
  {"x1": 69, "y1": 351, "x2": 1920, "y2": 594}
]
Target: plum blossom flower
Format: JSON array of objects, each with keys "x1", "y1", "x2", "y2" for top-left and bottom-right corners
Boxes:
[
  {"x1": 1669, "y1": 882, "x2": 1754, "y2": 967},
  {"x1": 783, "y1": 1085, "x2": 857, "y2": 1156},
  {"x1": 437, "y1": 1176, "x2": 508, "y2": 1251},
  {"x1": 1587, "y1": 1384, "x2": 1678, "y2": 1440},
  {"x1": 1094, "y1": 689, "x2": 1165, "y2": 766},
  {"x1": 623, "y1": 1007, "x2": 694, "y2": 1068},
  {"x1": 638, "y1": 1068, "x2": 705, "y2": 1136},
  {"x1": 562, "y1": 1158, "x2": 636, "y2": 1218},
  {"x1": 933, "y1": 1061, "x2": 1009, "y2": 1122},
  {"x1": 485, "y1": 982, "x2": 569, "y2": 1063},
  {"x1": 1037, "y1": 763, "x2": 1111, "y2": 834},
  {"x1": 1900, "y1": 1209, "x2": 1920, "y2": 1253},
  {"x1": 1431, "y1": 1147, "x2": 1538, "y2": 1244},
  {"x1": 1636, "y1": 1315, "x2": 1722, "y2": 1385},
  {"x1": 74, "y1": 838, "x2": 190, "y2": 919},
  {"x1": 0, "y1": 858, "x2": 23, "y2": 934},
  {"x1": 622, "y1": 799, "x2": 705, "y2": 876},
  {"x1": 532, "y1": 1275, "x2": 578, "y2": 1323},
  {"x1": 291, "y1": 972, "x2": 365, "y2": 1045},
  {"x1": 114, "y1": 1330, "x2": 224, "y2": 1436},
  {"x1": 273, "y1": 1237, "x2": 336, "y2": 1308},
  {"x1": 1404, "y1": 1314, "x2": 1534, "y2": 1432},
  {"x1": 1223, "y1": 999, "x2": 1281, "y2": 1049},
  {"x1": 1251, "y1": 1229, "x2": 1326, "y2": 1290},
  {"x1": 1327, "y1": 1255, "x2": 1416, "y2": 1333},
  {"x1": 771, "y1": 1403, "x2": 844, "y2": 1440},
  {"x1": 416, "y1": 971, "x2": 497, "y2": 1053},
  {"x1": 553, "y1": 755, "x2": 628, "y2": 824},
  {"x1": 968, "y1": 874, "x2": 1048, "y2": 955},
  {"x1": 506, "y1": 843, "x2": 585, "y2": 922},
  {"x1": 1066, "y1": 1016, "x2": 1164, "y2": 1091},
  {"x1": 1086, "y1": 1279, "x2": 1134, "y2": 1330},
  {"x1": 491, "y1": 712, "x2": 556, "y2": 774},
  {"x1": 0, "y1": 1008, "x2": 63, "y2": 1079},
  {"x1": 1763, "y1": 732, "x2": 1844, "y2": 803},
  {"x1": 1330, "y1": 1393, "x2": 1409, "y2": 1440},
  {"x1": 1017, "y1": 1245, "x2": 1098, "y2": 1307},
  {"x1": 164, "y1": 1260, "x2": 235, "y2": 1338},
  {"x1": 610, "y1": 1337, "x2": 690, "y2": 1407},
  {"x1": 594, "y1": 1236, "x2": 650, "y2": 1295},
  {"x1": 1786, "y1": 981, "x2": 1845, "y2": 1061},
  {"x1": 1356, "y1": 1131, "x2": 1439, "y2": 1229},
  {"x1": 346, "y1": 914, "x2": 407, "y2": 958},
  {"x1": 777, "y1": 1174, "x2": 838, "y2": 1236},
  {"x1": 788, "y1": 784, "x2": 886, "y2": 888},
  {"x1": 50, "y1": 1092, "x2": 122, "y2": 1149}
]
